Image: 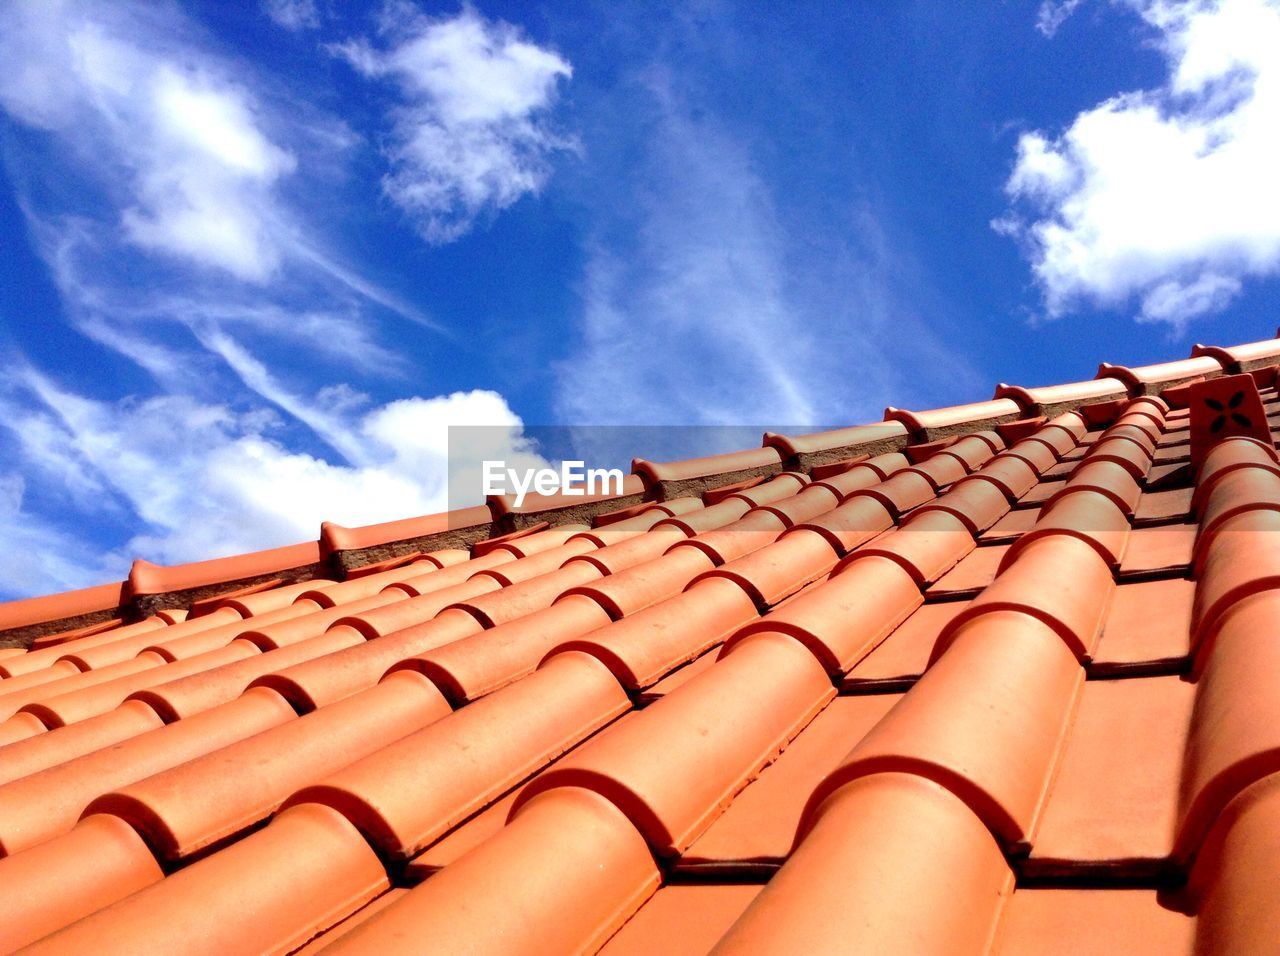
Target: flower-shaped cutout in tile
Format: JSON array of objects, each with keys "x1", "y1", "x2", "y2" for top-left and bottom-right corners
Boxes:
[
  {"x1": 1189, "y1": 373, "x2": 1272, "y2": 470},
  {"x1": 1204, "y1": 390, "x2": 1253, "y2": 433}
]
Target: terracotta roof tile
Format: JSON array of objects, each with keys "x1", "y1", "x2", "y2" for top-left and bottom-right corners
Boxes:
[
  {"x1": 762, "y1": 421, "x2": 910, "y2": 468},
  {"x1": 284, "y1": 652, "x2": 629, "y2": 861},
  {"x1": 725, "y1": 555, "x2": 921, "y2": 676},
  {"x1": 995, "y1": 889, "x2": 1195, "y2": 955},
  {"x1": 21, "y1": 803, "x2": 389, "y2": 955},
  {"x1": 965, "y1": 453, "x2": 1042, "y2": 500},
  {"x1": 712, "y1": 773, "x2": 1012, "y2": 954},
  {"x1": 633, "y1": 446, "x2": 784, "y2": 498},
  {"x1": 885, "y1": 396, "x2": 1025, "y2": 440},
  {"x1": 124, "y1": 628, "x2": 366, "y2": 722},
  {"x1": 995, "y1": 377, "x2": 1129, "y2": 417},
  {"x1": 1012, "y1": 490, "x2": 1132, "y2": 568},
  {"x1": 393, "y1": 595, "x2": 612, "y2": 704},
  {"x1": 980, "y1": 503, "x2": 1040, "y2": 541},
  {"x1": 321, "y1": 503, "x2": 495, "y2": 555},
  {"x1": 1092, "y1": 577, "x2": 1194, "y2": 674},
  {"x1": 548, "y1": 577, "x2": 760, "y2": 690},
  {"x1": 926, "y1": 542, "x2": 1009, "y2": 595},
  {"x1": 0, "y1": 687, "x2": 297, "y2": 856},
  {"x1": 1176, "y1": 589, "x2": 1280, "y2": 862},
  {"x1": 790, "y1": 495, "x2": 895, "y2": 553},
  {"x1": 1184, "y1": 771, "x2": 1280, "y2": 954},
  {"x1": 293, "y1": 889, "x2": 411, "y2": 955},
  {"x1": 20, "y1": 639, "x2": 267, "y2": 729},
  {"x1": 4, "y1": 333, "x2": 1280, "y2": 950},
  {"x1": 679, "y1": 694, "x2": 901, "y2": 871},
  {"x1": 127, "y1": 541, "x2": 323, "y2": 599},
  {"x1": 1193, "y1": 335, "x2": 1280, "y2": 372},
  {"x1": 1028, "y1": 675, "x2": 1195, "y2": 877},
  {"x1": 0, "y1": 580, "x2": 127, "y2": 646},
  {"x1": 917, "y1": 476, "x2": 1013, "y2": 533},
  {"x1": 846, "y1": 469, "x2": 935, "y2": 517},
  {"x1": 488, "y1": 473, "x2": 648, "y2": 526},
  {"x1": 1098, "y1": 355, "x2": 1225, "y2": 395},
  {"x1": 88, "y1": 671, "x2": 451, "y2": 863},
  {"x1": 250, "y1": 609, "x2": 484, "y2": 711},
  {"x1": 842, "y1": 598, "x2": 971, "y2": 691},
  {"x1": 0, "y1": 699, "x2": 165, "y2": 787},
  {"x1": 518, "y1": 633, "x2": 833, "y2": 859},
  {"x1": 0, "y1": 710, "x2": 49, "y2": 747},
  {"x1": 321, "y1": 787, "x2": 660, "y2": 956},
  {"x1": 1118, "y1": 523, "x2": 1195, "y2": 576},
  {"x1": 1135, "y1": 486, "x2": 1194, "y2": 522},
  {"x1": 693, "y1": 529, "x2": 839, "y2": 607},
  {"x1": 940, "y1": 534, "x2": 1113, "y2": 661},
  {"x1": 598, "y1": 884, "x2": 762, "y2": 956},
  {"x1": 810, "y1": 610, "x2": 1083, "y2": 852},
  {"x1": 0, "y1": 813, "x2": 164, "y2": 952},
  {"x1": 568, "y1": 546, "x2": 717, "y2": 618}
]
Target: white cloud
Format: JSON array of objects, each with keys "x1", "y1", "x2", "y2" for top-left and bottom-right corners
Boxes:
[
  {"x1": 0, "y1": 371, "x2": 544, "y2": 587},
  {"x1": 0, "y1": 471, "x2": 121, "y2": 599},
  {"x1": 0, "y1": 2, "x2": 296, "y2": 281},
  {"x1": 554, "y1": 75, "x2": 963, "y2": 435},
  {"x1": 333, "y1": 6, "x2": 574, "y2": 243},
  {"x1": 1037, "y1": 0, "x2": 1087, "y2": 36},
  {"x1": 0, "y1": 1, "x2": 555, "y2": 600},
  {"x1": 1000, "y1": 0, "x2": 1280, "y2": 327},
  {"x1": 263, "y1": 0, "x2": 320, "y2": 31}
]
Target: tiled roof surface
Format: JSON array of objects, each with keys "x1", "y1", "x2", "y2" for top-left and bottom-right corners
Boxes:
[{"x1": 2, "y1": 335, "x2": 1280, "y2": 953}]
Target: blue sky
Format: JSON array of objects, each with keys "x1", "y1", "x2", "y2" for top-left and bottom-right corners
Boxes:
[{"x1": 1, "y1": 0, "x2": 1278, "y2": 598}]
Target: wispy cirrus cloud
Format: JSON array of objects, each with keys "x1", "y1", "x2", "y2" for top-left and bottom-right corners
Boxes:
[
  {"x1": 332, "y1": 5, "x2": 575, "y2": 242},
  {"x1": 1036, "y1": 0, "x2": 1086, "y2": 37},
  {"x1": 555, "y1": 58, "x2": 969, "y2": 437},
  {"x1": 999, "y1": 0, "x2": 1280, "y2": 327},
  {"x1": 262, "y1": 0, "x2": 320, "y2": 32}
]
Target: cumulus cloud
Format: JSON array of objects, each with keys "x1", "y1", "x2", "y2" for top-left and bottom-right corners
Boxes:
[
  {"x1": 0, "y1": 370, "x2": 545, "y2": 595},
  {"x1": 333, "y1": 5, "x2": 574, "y2": 242},
  {"x1": 999, "y1": 0, "x2": 1280, "y2": 327}
]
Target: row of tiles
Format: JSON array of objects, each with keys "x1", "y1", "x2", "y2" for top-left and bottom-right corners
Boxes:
[
  {"x1": 4, "y1": 399, "x2": 1271, "y2": 953},
  {"x1": 6, "y1": 333, "x2": 1275, "y2": 643},
  {"x1": 287, "y1": 419, "x2": 1277, "y2": 954},
  {"x1": 0, "y1": 396, "x2": 1197, "y2": 728},
  {"x1": 0, "y1": 407, "x2": 1116, "y2": 949}
]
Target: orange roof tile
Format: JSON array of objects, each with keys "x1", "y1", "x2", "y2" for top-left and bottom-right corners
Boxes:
[{"x1": 2, "y1": 333, "x2": 1280, "y2": 951}]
